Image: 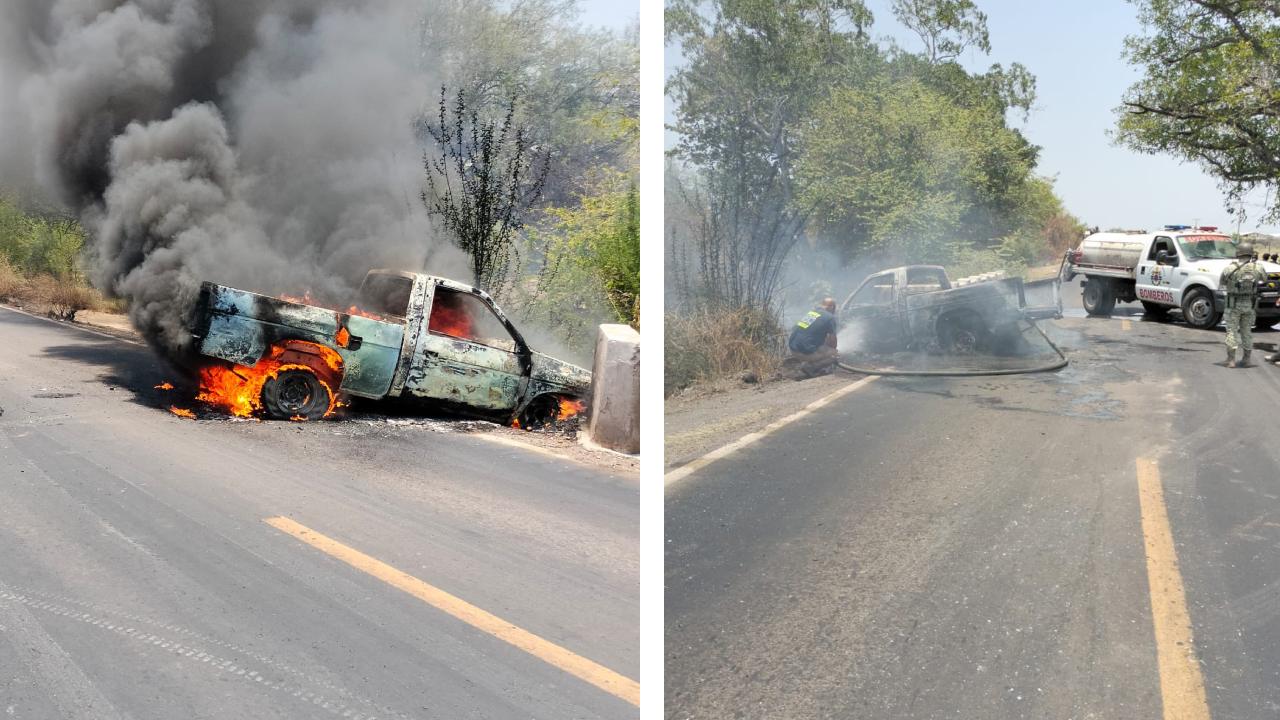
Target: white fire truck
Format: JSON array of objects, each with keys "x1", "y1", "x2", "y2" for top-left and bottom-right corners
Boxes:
[{"x1": 1062, "y1": 225, "x2": 1280, "y2": 329}]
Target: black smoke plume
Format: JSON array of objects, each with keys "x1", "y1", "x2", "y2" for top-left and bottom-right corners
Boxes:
[{"x1": 0, "y1": 0, "x2": 470, "y2": 357}]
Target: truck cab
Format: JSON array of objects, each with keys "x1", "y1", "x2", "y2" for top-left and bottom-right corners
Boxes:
[{"x1": 839, "y1": 265, "x2": 1036, "y2": 355}]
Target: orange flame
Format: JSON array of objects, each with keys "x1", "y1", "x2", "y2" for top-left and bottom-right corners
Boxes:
[
  {"x1": 278, "y1": 291, "x2": 385, "y2": 322},
  {"x1": 345, "y1": 304, "x2": 385, "y2": 320},
  {"x1": 335, "y1": 325, "x2": 351, "y2": 348},
  {"x1": 279, "y1": 291, "x2": 318, "y2": 306},
  {"x1": 428, "y1": 303, "x2": 474, "y2": 340},
  {"x1": 510, "y1": 396, "x2": 587, "y2": 429},
  {"x1": 195, "y1": 344, "x2": 340, "y2": 420},
  {"x1": 557, "y1": 397, "x2": 586, "y2": 421},
  {"x1": 169, "y1": 406, "x2": 195, "y2": 419},
  {"x1": 155, "y1": 382, "x2": 174, "y2": 391}
]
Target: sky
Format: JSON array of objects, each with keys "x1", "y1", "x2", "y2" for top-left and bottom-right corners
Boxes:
[
  {"x1": 578, "y1": 0, "x2": 638, "y2": 31},
  {"x1": 665, "y1": 0, "x2": 1279, "y2": 235}
]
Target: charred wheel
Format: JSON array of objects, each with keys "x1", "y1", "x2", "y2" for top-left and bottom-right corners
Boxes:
[
  {"x1": 936, "y1": 311, "x2": 988, "y2": 355},
  {"x1": 261, "y1": 368, "x2": 331, "y2": 420},
  {"x1": 1082, "y1": 280, "x2": 1115, "y2": 316},
  {"x1": 517, "y1": 394, "x2": 562, "y2": 429}
]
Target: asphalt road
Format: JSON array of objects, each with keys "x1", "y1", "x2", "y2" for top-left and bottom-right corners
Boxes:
[
  {"x1": 0, "y1": 306, "x2": 638, "y2": 719},
  {"x1": 666, "y1": 282, "x2": 1280, "y2": 719}
]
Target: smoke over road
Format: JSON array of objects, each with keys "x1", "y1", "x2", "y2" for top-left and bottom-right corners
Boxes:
[{"x1": 0, "y1": 0, "x2": 469, "y2": 356}]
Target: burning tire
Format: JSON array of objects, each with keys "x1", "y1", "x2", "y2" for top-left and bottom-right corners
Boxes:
[
  {"x1": 261, "y1": 368, "x2": 332, "y2": 420},
  {"x1": 515, "y1": 394, "x2": 585, "y2": 430},
  {"x1": 517, "y1": 394, "x2": 561, "y2": 429}
]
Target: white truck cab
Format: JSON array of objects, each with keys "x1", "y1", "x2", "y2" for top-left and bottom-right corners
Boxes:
[{"x1": 1064, "y1": 226, "x2": 1280, "y2": 329}]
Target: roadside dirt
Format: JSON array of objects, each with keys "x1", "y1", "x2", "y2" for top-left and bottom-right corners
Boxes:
[
  {"x1": 665, "y1": 370, "x2": 858, "y2": 469},
  {"x1": 76, "y1": 309, "x2": 138, "y2": 338}
]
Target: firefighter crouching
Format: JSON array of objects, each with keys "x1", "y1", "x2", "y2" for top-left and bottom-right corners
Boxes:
[
  {"x1": 1220, "y1": 242, "x2": 1263, "y2": 368},
  {"x1": 783, "y1": 298, "x2": 838, "y2": 379}
]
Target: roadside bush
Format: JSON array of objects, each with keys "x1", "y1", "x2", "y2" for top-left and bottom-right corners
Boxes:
[
  {"x1": 22, "y1": 273, "x2": 104, "y2": 321},
  {"x1": 0, "y1": 256, "x2": 26, "y2": 300},
  {"x1": 665, "y1": 306, "x2": 784, "y2": 395},
  {"x1": 27, "y1": 217, "x2": 86, "y2": 279},
  {"x1": 0, "y1": 194, "x2": 116, "y2": 319}
]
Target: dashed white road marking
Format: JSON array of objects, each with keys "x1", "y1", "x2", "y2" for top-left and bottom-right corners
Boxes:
[{"x1": 664, "y1": 375, "x2": 878, "y2": 488}]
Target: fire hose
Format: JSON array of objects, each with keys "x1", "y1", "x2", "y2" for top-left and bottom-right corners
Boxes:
[{"x1": 836, "y1": 319, "x2": 1069, "y2": 377}]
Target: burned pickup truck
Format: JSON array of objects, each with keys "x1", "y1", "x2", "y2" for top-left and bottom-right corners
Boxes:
[
  {"x1": 191, "y1": 269, "x2": 590, "y2": 423},
  {"x1": 839, "y1": 265, "x2": 1059, "y2": 355}
]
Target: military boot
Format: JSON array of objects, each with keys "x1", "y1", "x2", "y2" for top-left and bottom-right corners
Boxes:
[
  {"x1": 1227, "y1": 350, "x2": 1237, "y2": 368},
  {"x1": 1242, "y1": 351, "x2": 1252, "y2": 368}
]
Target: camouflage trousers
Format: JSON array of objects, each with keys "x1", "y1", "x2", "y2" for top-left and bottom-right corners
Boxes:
[{"x1": 1224, "y1": 304, "x2": 1256, "y2": 356}]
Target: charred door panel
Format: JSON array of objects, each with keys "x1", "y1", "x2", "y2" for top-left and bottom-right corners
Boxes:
[
  {"x1": 337, "y1": 315, "x2": 404, "y2": 398},
  {"x1": 404, "y1": 334, "x2": 523, "y2": 410},
  {"x1": 203, "y1": 312, "x2": 268, "y2": 366}
]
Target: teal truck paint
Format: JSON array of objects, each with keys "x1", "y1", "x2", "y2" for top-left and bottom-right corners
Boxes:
[{"x1": 194, "y1": 269, "x2": 591, "y2": 422}]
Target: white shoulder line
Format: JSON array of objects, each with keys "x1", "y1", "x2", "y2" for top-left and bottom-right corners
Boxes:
[
  {"x1": 0, "y1": 303, "x2": 142, "y2": 346},
  {"x1": 664, "y1": 375, "x2": 878, "y2": 488}
]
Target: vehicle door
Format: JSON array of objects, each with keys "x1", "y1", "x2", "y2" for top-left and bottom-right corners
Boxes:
[
  {"x1": 404, "y1": 286, "x2": 524, "y2": 411},
  {"x1": 1136, "y1": 235, "x2": 1179, "y2": 307},
  {"x1": 839, "y1": 271, "x2": 902, "y2": 352}
]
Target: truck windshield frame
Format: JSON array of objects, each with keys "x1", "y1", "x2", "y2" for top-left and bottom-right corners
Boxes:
[{"x1": 1177, "y1": 235, "x2": 1235, "y2": 260}]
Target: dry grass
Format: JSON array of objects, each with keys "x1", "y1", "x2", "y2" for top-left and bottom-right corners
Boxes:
[
  {"x1": 665, "y1": 306, "x2": 785, "y2": 395},
  {"x1": 0, "y1": 258, "x2": 111, "y2": 321},
  {"x1": 0, "y1": 257, "x2": 24, "y2": 299}
]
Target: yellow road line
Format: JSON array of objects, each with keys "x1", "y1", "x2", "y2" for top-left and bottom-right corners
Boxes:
[
  {"x1": 263, "y1": 516, "x2": 639, "y2": 706},
  {"x1": 1135, "y1": 458, "x2": 1212, "y2": 720},
  {"x1": 1122, "y1": 319, "x2": 1133, "y2": 331},
  {"x1": 664, "y1": 375, "x2": 878, "y2": 487}
]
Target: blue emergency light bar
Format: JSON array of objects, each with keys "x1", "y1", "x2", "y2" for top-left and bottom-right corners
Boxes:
[{"x1": 1163, "y1": 224, "x2": 1192, "y2": 231}]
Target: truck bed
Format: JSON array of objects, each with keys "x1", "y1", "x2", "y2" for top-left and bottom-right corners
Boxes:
[{"x1": 194, "y1": 282, "x2": 406, "y2": 398}]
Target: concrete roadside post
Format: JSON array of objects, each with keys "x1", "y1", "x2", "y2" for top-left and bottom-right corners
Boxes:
[{"x1": 586, "y1": 324, "x2": 640, "y2": 454}]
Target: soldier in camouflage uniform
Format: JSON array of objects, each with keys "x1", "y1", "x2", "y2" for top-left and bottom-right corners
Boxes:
[{"x1": 1220, "y1": 242, "x2": 1263, "y2": 368}]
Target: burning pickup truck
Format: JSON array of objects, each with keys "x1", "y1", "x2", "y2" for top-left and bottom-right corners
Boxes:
[
  {"x1": 839, "y1": 265, "x2": 1059, "y2": 355},
  {"x1": 189, "y1": 269, "x2": 590, "y2": 424}
]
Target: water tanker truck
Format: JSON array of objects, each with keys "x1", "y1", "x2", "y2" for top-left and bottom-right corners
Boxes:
[{"x1": 1062, "y1": 226, "x2": 1280, "y2": 330}]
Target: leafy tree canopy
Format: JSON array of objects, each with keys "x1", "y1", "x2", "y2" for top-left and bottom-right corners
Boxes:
[{"x1": 1116, "y1": 0, "x2": 1280, "y2": 221}]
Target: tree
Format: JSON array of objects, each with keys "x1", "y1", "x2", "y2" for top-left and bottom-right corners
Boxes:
[
  {"x1": 1116, "y1": 0, "x2": 1280, "y2": 221},
  {"x1": 796, "y1": 77, "x2": 1039, "y2": 262},
  {"x1": 666, "y1": 0, "x2": 876, "y2": 312},
  {"x1": 421, "y1": 87, "x2": 550, "y2": 294},
  {"x1": 417, "y1": 0, "x2": 637, "y2": 206},
  {"x1": 891, "y1": 0, "x2": 990, "y2": 64}
]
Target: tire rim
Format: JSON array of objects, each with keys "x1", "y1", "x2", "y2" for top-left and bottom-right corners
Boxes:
[
  {"x1": 952, "y1": 329, "x2": 978, "y2": 354},
  {"x1": 1084, "y1": 285, "x2": 1099, "y2": 308},
  {"x1": 1187, "y1": 296, "x2": 1212, "y2": 325},
  {"x1": 277, "y1": 374, "x2": 315, "y2": 414}
]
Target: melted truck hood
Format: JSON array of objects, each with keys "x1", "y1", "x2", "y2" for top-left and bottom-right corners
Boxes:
[{"x1": 529, "y1": 351, "x2": 592, "y2": 395}]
